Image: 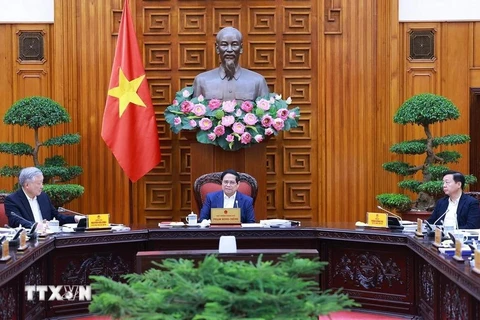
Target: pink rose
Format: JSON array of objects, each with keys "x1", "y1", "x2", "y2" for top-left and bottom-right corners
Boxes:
[
  {"x1": 226, "y1": 134, "x2": 235, "y2": 142},
  {"x1": 221, "y1": 115, "x2": 235, "y2": 127},
  {"x1": 182, "y1": 90, "x2": 190, "y2": 97},
  {"x1": 222, "y1": 100, "x2": 236, "y2": 113},
  {"x1": 240, "y1": 101, "x2": 254, "y2": 112},
  {"x1": 172, "y1": 99, "x2": 179, "y2": 106},
  {"x1": 180, "y1": 100, "x2": 194, "y2": 113},
  {"x1": 192, "y1": 104, "x2": 206, "y2": 116},
  {"x1": 174, "y1": 117, "x2": 182, "y2": 126},
  {"x1": 276, "y1": 108, "x2": 289, "y2": 120},
  {"x1": 199, "y1": 118, "x2": 213, "y2": 130},
  {"x1": 289, "y1": 111, "x2": 296, "y2": 119},
  {"x1": 240, "y1": 132, "x2": 252, "y2": 144},
  {"x1": 207, "y1": 133, "x2": 216, "y2": 141},
  {"x1": 265, "y1": 128, "x2": 274, "y2": 136},
  {"x1": 261, "y1": 115, "x2": 273, "y2": 127},
  {"x1": 232, "y1": 122, "x2": 245, "y2": 134},
  {"x1": 243, "y1": 113, "x2": 258, "y2": 125},
  {"x1": 254, "y1": 134, "x2": 263, "y2": 143},
  {"x1": 189, "y1": 120, "x2": 197, "y2": 128},
  {"x1": 273, "y1": 118, "x2": 284, "y2": 131},
  {"x1": 213, "y1": 125, "x2": 225, "y2": 136},
  {"x1": 208, "y1": 99, "x2": 222, "y2": 110},
  {"x1": 256, "y1": 99, "x2": 271, "y2": 111}
]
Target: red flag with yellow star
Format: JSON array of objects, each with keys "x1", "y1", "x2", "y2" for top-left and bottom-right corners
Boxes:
[{"x1": 102, "y1": 0, "x2": 160, "y2": 182}]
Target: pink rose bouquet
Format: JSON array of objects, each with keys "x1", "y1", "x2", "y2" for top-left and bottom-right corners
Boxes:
[{"x1": 164, "y1": 87, "x2": 300, "y2": 151}]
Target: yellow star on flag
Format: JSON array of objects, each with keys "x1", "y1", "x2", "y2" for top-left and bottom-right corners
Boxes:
[{"x1": 108, "y1": 68, "x2": 146, "y2": 116}]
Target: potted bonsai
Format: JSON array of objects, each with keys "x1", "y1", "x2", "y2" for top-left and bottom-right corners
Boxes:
[
  {"x1": 88, "y1": 253, "x2": 358, "y2": 319},
  {"x1": 376, "y1": 93, "x2": 476, "y2": 213},
  {"x1": 0, "y1": 96, "x2": 84, "y2": 207}
]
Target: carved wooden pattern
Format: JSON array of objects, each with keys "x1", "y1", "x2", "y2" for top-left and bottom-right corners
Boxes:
[
  {"x1": 24, "y1": 263, "x2": 44, "y2": 310},
  {"x1": 442, "y1": 280, "x2": 469, "y2": 319},
  {"x1": 18, "y1": 31, "x2": 45, "y2": 62},
  {"x1": 0, "y1": 284, "x2": 16, "y2": 320},
  {"x1": 324, "y1": 0, "x2": 342, "y2": 35},
  {"x1": 60, "y1": 254, "x2": 130, "y2": 285},
  {"x1": 135, "y1": 0, "x2": 318, "y2": 224}
]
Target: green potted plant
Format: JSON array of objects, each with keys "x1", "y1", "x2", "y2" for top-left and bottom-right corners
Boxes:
[
  {"x1": 376, "y1": 93, "x2": 477, "y2": 212},
  {"x1": 88, "y1": 253, "x2": 358, "y2": 319},
  {"x1": 0, "y1": 96, "x2": 84, "y2": 207}
]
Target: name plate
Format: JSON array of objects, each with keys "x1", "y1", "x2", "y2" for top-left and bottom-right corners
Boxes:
[
  {"x1": 415, "y1": 218, "x2": 424, "y2": 237},
  {"x1": 18, "y1": 230, "x2": 28, "y2": 251},
  {"x1": 433, "y1": 228, "x2": 442, "y2": 247},
  {"x1": 366, "y1": 212, "x2": 388, "y2": 228},
  {"x1": 87, "y1": 214, "x2": 110, "y2": 229},
  {"x1": 211, "y1": 208, "x2": 241, "y2": 225},
  {"x1": 453, "y1": 239, "x2": 464, "y2": 261},
  {"x1": 1, "y1": 240, "x2": 11, "y2": 262},
  {"x1": 473, "y1": 250, "x2": 480, "y2": 274}
]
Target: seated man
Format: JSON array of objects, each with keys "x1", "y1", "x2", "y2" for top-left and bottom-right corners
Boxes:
[
  {"x1": 426, "y1": 170, "x2": 480, "y2": 229},
  {"x1": 5, "y1": 167, "x2": 82, "y2": 228},
  {"x1": 199, "y1": 169, "x2": 255, "y2": 223}
]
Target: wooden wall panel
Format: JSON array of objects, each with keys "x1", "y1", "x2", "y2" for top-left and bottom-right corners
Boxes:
[{"x1": 0, "y1": 0, "x2": 478, "y2": 226}]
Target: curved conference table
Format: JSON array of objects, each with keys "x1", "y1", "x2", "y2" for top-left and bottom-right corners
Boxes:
[{"x1": 1, "y1": 223, "x2": 479, "y2": 320}]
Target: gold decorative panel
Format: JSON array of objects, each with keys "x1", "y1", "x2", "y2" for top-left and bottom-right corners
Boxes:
[
  {"x1": 283, "y1": 146, "x2": 311, "y2": 174},
  {"x1": 178, "y1": 42, "x2": 207, "y2": 70},
  {"x1": 144, "y1": 42, "x2": 171, "y2": 70},
  {"x1": 283, "y1": 7, "x2": 311, "y2": 34},
  {"x1": 213, "y1": 7, "x2": 242, "y2": 31},
  {"x1": 283, "y1": 76, "x2": 312, "y2": 104},
  {"x1": 283, "y1": 181, "x2": 312, "y2": 210},
  {"x1": 283, "y1": 41, "x2": 311, "y2": 69},
  {"x1": 178, "y1": 7, "x2": 207, "y2": 35},
  {"x1": 248, "y1": 7, "x2": 276, "y2": 34},
  {"x1": 145, "y1": 182, "x2": 173, "y2": 210},
  {"x1": 247, "y1": 41, "x2": 276, "y2": 69},
  {"x1": 143, "y1": 7, "x2": 171, "y2": 35}
]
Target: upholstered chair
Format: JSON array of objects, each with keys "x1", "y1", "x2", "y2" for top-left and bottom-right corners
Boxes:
[{"x1": 193, "y1": 172, "x2": 258, "y2": 210}]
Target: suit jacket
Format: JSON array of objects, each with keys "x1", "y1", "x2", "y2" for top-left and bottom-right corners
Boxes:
[
  {"x1": 199, "y1": 191, "x2": 255, "y2": 223},
  {"x1": 427, "y1": 193, "x2": 480, "y2": 229},
  {"x1": 5, "y1": 189, "x2": 75, "y2": 228}
]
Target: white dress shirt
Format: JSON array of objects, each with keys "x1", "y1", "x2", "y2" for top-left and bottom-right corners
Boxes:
[
  {"x1": 223, "y1": 192, "x2": 237, "y2": 208},
  {"x1": 23, "y1": 189, "x2": 43, "y2": 223},
  {"x1": 444, "y1": 196, "x2": 460, "y2": 229}
]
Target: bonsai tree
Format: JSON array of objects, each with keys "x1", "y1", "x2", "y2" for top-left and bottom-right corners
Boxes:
[
  {"x1": 89, "y1": 253, "x2": 358, "y2": 319},
  {"x1": 377, "y1": 93, "x2": 476, "y2": 212},
  {"x1": 0, "y1": 96, "x2": 84, "y2": 207}
]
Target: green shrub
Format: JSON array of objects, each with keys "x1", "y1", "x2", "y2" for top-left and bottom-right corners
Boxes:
[{"x1": 89, "y1": 253, "x2": 358, "y2": 320}]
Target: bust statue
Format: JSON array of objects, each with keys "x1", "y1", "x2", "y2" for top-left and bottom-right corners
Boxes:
[{"x1": 192, "y1": 27, "x2": 269, "y2": 101}]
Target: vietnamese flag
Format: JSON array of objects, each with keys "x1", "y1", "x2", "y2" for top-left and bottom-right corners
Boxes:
[{"x1": 102, "y1": 0, "x2": 160, "y2": 182}]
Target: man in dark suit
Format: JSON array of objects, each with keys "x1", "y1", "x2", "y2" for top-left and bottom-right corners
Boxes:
[
  {"x1": 5, "y1": 167, "x2": 81, "y2": 228},
  {"x1": 427, "y1": 171, "x2": 480, "y2": 229},
  {"x1": 199, "y1": 169, "x2": 255, "y2": 223}
]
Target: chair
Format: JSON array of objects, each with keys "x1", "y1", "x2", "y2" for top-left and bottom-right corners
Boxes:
[
  {"x1": 0, "y1": 193, "x2": 9, "y2": 227},
  {"x1": 465, "y1": 191, "x2": 480, "y2": 202},
  {"x1": 193, "y1": 172, "x2": 258, "y2": 210}
]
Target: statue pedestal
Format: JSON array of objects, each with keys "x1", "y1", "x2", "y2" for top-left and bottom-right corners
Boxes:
[{"x1": 190, "y1": 142, "x2": 267, "y2": 221}]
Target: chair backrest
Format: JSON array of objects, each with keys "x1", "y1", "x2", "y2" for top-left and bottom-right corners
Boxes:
[
  {"x1": 193, "y1": 172, "x2": 258, "y2": 210},
  {"x1": 465, "y1": 191, "x2": 480, "y2": 202},
  {"x1": 0, "y1": 193, "x2": 9, "y2": 227}
]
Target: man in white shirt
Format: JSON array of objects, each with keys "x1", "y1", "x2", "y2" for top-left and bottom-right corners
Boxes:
[{"x1": 5, "y1": 167, "x2": 82, "y2": 228}]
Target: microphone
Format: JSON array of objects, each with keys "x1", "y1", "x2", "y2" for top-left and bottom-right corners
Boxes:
[
  {"x1": 377, "y1": 206, "x2": 403, "y2": 222},
  {"x1": 58, "y1": 207, "x2": 86, "y2": 216},
  {"x1": 9, "y1": 211, "x2": 34, "y2": 228},
  {"x1": 376, "y1": 206, "x2": 403, "y2": 230},
  {"x1": 433, "y1": 209, "x2": 449, "y2": 225}
]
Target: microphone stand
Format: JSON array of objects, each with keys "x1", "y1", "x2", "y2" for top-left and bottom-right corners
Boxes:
[
  {"x1": 377, "y1": 206, "x2": 404, "y2": 230},
  {"x1": 58, "y1": 207, "x2": 86, "y2": 216}
]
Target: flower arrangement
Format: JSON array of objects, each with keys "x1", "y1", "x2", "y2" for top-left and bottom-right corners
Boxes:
[{"x1": 164, "y1": 87, "x2": 300, "y2": 151}]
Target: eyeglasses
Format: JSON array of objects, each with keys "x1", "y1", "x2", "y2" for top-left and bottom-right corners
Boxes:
[{"x1": 222, "y1": 180, "x2": 237, "y2": 186}]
